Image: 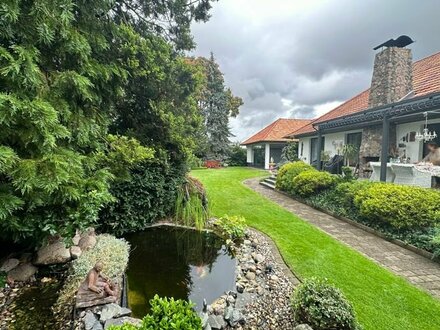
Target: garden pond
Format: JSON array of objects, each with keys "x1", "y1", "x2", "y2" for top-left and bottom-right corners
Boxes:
[{"x1": 124, "y1": 226, "x2": 237, "y2": 318}]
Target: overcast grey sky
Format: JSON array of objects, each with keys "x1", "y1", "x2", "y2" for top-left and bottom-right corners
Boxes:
[{"x1": 190, "y1": 0, "x2": 440, "y2": 142}]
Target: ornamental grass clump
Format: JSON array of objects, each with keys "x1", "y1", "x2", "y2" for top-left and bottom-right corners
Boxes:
[
  {"x1": 175, "y1": 176, "x2": 209, "y2": 230},
  {"x1": 291, "y1": 278, "x2": 362, "y2": 330},
  {"x1": 291, "y1": 170, "x2": 337, "y2": 197},
  {"x1": 354, "y1": 183, "x2": 440, "y2": 229},
  {"x1": 276, "y1": 161, "x2": 315, "y2": 193}
]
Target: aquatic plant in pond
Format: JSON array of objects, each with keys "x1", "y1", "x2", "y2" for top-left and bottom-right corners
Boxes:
[{"x1": 125, "y1": 226, "x2": 236, "y2": 318}]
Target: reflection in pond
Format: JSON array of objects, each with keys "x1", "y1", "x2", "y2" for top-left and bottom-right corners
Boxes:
[{"x1": 125, "y1": 226, "x2": 236, "y2": 318}]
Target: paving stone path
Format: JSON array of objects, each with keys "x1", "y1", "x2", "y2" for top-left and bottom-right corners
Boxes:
[{"x1": 244, "y1": 178, "x2": 440, "y2": 299}]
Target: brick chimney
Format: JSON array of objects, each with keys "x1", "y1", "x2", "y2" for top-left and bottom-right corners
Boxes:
[{"x1": 368, "y1": 47, "x2": 413, "y2": 108}]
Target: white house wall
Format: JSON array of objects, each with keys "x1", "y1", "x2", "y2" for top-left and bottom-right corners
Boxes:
[
  {"x1": 299, "y1": 137, "x2": 311, "y2": 164},
  {"x1": 298, "y1": 129, "x2": 362, "y2": 164}
]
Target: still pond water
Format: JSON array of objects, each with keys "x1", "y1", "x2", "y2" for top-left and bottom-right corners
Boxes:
[{"x1": 125, "y1": 226, "x2": 236, "y2": 318}]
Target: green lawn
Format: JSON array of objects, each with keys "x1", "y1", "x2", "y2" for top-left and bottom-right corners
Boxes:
[{"x1": 192, "y1": 167, "x2": 440, "y2": 330}]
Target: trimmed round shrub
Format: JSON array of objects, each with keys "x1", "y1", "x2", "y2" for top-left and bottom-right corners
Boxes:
[
  {"x1": 354, "y1": 183, "x2": 440, "y2": 229},
  {"x1": 291, "y1": 278, "x2": 362, "y2": 330},
  {"x1": 291, "y1": 170, "x2": 337, "y2": 197},
  {"x1": 276, "y1": 161, "x2": 315, "y2": 193}
]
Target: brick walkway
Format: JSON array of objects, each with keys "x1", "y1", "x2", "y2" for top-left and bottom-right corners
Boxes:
[{"x1": 244, "y1": 178, "x2": 440, "y2": 299}]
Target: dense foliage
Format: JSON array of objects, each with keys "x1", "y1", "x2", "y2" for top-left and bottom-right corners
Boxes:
[
  {"x1": 109, "y1": 295, "x2": 202, "y2": 330},
  {"x1": 291, "y1": 170, "x2": 337, "y2": 197},
  {"x1": 291, "y1": 278, "x2": 362, "y2": 330},
  {"x1": 99, "y1": 161, "x2": 186, "y2": 236},
  {"x1": 0, "y1": 0, "x2": 219, "y2": 242},
  {"x1": 276, "y1": 161, "x2": 314, "y2": 193}
]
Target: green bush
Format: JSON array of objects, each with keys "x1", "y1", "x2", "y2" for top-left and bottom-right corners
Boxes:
[
  {"x1": 354, "y1": 183, "x2": 440, "y2": 229},
  {"x1": 215, "y1": 215, "x2": 247, "y2": 240},
  {"x1": 108, "y1": 295, "x2": 202, "y2": 330},
  {"x1": 292, "y1": 170, "x2": 337, "y2": 197},
  {"x1": 99, "y1": 161, "x2": 186, "y2": 236},
  {"x1": 276, "y1": 161, "x2": 315, "y2": 193},
  {"x1": 291, "y1": 278, "x2": 362, "y2": 330},
  {"x1": 227, "y1": 143, "x2": 247, "y2": 166}
]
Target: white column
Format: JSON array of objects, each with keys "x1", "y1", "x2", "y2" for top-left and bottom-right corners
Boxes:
[
  {"x1": 246, "y1": 146, "x2": 254, "y2": 164},
  {"x1": 264, "y1": 143, "x2": 270, "y2": 169}
]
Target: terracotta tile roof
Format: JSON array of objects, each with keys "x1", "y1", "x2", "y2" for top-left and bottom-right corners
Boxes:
[
  {"x1": 289, "y1": 51, "x2": 440, "y2": 137},
  {"x1": 241, "y1": 118, "x2": 312, "y2": 145}
]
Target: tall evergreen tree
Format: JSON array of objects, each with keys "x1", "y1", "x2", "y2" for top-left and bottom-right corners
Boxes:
[{"x1": 195, "y1": 53, "x2": 243, "y2": 159}]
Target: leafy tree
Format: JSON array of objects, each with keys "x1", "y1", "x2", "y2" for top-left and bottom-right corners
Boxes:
[
  {"x1": 110, "y1": 0, "x2": 217, "y2": 51},
  {"x1": 193, "y1": 53, "x2": 243, "y2": 159}
]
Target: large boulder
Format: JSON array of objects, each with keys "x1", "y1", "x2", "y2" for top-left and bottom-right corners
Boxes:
[
  {"x1": 0, "y1": 258, "x2": 19, "y2": 272},
  {"x1": 7, "y1": 262, "x2": 37, "y2": 282},
  {"x1": 34, "y1": 241, "x2": 71, "y2": 265},
  {"x1": 78, "y1": 230, "x2": 97, "y2": 251},
  {"x1": 70, "y1": 246, "x2": 82, "y2": 259},
  {"x1": 293, "y1": 325, "x2": 313, "y2": 330}
]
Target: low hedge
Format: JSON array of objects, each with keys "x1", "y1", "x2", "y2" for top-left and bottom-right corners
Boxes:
[
  {"x1": 292, "y1": 170, "x2": 338, "y2": 197},
  {"x1": 354, "y1": 183, "x2": 440, "y2": 229},
  {"x1": 276, "y1": 161, "x2": 314, "y2": 193},
  {"x1": 277, "y1": 165, "x2": 440, "y2": 254}
]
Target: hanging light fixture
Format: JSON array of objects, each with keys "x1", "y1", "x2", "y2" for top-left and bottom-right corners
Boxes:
[{"x1": 415, "y1": 112, "x2": 437, "y2": 142}]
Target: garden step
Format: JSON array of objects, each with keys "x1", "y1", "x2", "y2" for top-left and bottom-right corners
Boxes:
[
  {"x1": 260, "y1": 180, "x2": 275, "y2": 190},
  {"x1": 264, "y1": 177, "x2": 276, "y2": 185}
]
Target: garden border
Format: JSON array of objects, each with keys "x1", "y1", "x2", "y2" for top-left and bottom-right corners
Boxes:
[{"x1": 264, "y1": 184, "x2": 438, "y2": 262}]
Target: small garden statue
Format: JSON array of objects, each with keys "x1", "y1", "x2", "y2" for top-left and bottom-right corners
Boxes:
[{"x1": 86, "y1": 261, "x2": 116, "y2": 297}]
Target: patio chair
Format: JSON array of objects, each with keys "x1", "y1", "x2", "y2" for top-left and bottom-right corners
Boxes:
[
  {"x1": 391, "y1": 164, "x2": 432, "y2": 188},
  {"x1": 323, "y1": 155, "x2": 344, "y2": 174}
]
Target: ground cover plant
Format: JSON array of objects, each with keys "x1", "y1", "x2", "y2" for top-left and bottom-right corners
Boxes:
[{"x1": 192, "y1": 167, "x2": 440, "y2": 330}]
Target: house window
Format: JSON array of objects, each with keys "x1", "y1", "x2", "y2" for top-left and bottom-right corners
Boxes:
[
  {"x1": 310, "y1": 137, "x2": 325, "y2": 163},
  {"x1": 345, "y1": 132, "x2": 362, "y2": 166}
]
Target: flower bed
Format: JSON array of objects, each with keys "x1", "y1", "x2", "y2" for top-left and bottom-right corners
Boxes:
[{"x1": 276, "y1": 162, "x2": 440, "y2": 257}]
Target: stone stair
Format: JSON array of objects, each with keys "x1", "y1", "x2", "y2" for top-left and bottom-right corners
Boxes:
[{"x1": 260, "y1": 174, "x2": 277, "y2": 190}]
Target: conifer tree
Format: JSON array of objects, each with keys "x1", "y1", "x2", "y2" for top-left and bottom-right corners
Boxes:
[{"x1": 195, "y1": 53, "x2": 243, "y2": 159}]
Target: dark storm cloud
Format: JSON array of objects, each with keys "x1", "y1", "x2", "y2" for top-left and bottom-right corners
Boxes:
[{"x1": 191, "y1": 0, "x2": 440, "y2": 141}]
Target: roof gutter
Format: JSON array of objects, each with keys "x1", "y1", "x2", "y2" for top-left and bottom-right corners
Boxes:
[{"x1": 315, "y1": 92, "x2": 440, "y2": 131}]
